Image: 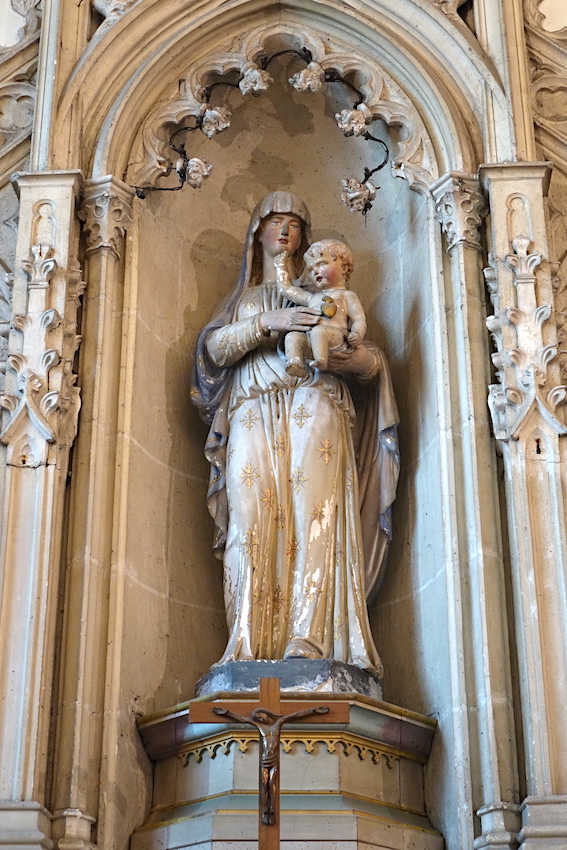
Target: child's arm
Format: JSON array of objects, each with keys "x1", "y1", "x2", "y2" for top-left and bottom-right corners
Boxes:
[
  {"x1": 345, "y1": 291, "x2": 367, "y2": 345},
  {"x1": 274, "y1": 252, "x2": 311, "y2": 307}
]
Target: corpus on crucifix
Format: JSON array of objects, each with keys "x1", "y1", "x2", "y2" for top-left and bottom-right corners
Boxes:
[{"x1": 190, "y1": 678, "x2": 350, "y2": 849}]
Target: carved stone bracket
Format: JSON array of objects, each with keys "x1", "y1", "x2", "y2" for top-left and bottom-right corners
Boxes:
[
  {"x1": 79, "y1": 178, "x2": 134, "y2": 259},
  {"x1": 431, "y1": 172, "x2": 487, "y2": 254},
  {"x1": 0, "y1": 245, "x2": 86, "y2": 459},
  {"x1": 485, "y1": 237, "x2": 567, "y2": 441},
  {"x1": 129, "y1": 25, "x2": 435, "y2": 193}
]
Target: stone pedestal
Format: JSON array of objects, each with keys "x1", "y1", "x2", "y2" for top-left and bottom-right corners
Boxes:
[
  {"x1": 132, "y1": 686, "x2": 442, "y2": 850},
  {"x1": 195, "y1": 659, "x2": 383, "y2": 700}
]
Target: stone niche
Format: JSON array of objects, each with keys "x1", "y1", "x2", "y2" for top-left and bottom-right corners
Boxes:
[{"x1": 121, "y1": 32, "x2": 449, "y2": 848}]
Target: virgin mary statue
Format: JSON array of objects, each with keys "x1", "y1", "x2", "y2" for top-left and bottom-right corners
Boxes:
[{"x1": 191, "y1": 192, "x2": 399, "y2": 677}]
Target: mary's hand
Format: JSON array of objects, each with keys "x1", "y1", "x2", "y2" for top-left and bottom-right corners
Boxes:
[
  {"x1": 327, "y1": 342, "x2": 380, "y2": 378},
  {"x1": 260, "y1": 307, "x2": 319, "y2": 334}
]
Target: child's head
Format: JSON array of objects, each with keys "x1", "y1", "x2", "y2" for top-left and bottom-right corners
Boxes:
[{"x1": 303, "y1": 240, "x2": 354, "y2": 290}]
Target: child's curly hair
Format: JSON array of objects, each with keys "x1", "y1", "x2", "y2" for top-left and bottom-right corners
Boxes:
[{"x1": 303, "y1": 239, "x2": 354, "y2": 282}]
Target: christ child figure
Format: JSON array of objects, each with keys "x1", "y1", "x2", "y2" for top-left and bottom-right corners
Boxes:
[{"x1": 274, "y1": 239, "x2": 367, "y2": 377}]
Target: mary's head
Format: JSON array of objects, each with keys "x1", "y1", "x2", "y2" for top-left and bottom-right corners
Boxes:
[{"x1": 246, "y1": 192, "x2": 312, "y2": 285}]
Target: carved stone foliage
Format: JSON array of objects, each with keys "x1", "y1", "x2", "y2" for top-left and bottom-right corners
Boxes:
[
  {"x1": 485, "y1": 236, "x2": 566, "y2": 441},
  {"x1": 0, "y1": 244, "x2": 86, "y2": 459},
  {"x1": 79, "y1": 187, "x2": 133, "y2": 259},
  {"x1": 128, "y1": 25, "x2": 435, "y2": 195},
  {"x1": 431, "y1": 172, "x2": 487, "y2": 254}
]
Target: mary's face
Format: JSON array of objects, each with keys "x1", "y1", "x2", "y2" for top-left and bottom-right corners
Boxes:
[{"x1": 259, "y1": 213, "x2": 302, "y2": 258}]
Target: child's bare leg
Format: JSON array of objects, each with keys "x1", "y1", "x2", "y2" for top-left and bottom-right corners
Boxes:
[
  {"x1": 309, "y1": 326, "x2": 330, "y2": 370},
  {"x1": 285, "y1": 332, "x2": 308, "y2": 377}
]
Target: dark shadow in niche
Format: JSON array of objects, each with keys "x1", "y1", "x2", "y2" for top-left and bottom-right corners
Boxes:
[
  {"x1": 208, "y1": 57, "x2": 317, "y2": 151},
  {"x1": 189, "y1": 228, "x2": 243, "y2": 314},
  {"x1": 370, "y1": 294, "x2": 424, "y2": 713},
  {"x1": 153, "y1": 231, "x2": 246, "y2": 706},
  {"x1": 221, "y1": 146, "x2": 295, "y2": 213},
  {"x1": 157, "y1": 302, "x2": 228, "y2": 705}
]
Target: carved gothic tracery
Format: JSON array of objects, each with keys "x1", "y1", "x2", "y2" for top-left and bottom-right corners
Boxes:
[{"x1": 129, "y1": 26, "x2": 435, "y2": 196}]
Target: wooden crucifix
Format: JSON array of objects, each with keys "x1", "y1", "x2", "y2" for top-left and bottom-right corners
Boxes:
[{"x1": 190, "y1": 677, "x2": 350, "y2": 850}]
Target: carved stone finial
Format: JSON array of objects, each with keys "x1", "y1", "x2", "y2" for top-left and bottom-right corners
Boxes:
[
  {"x1": 79, "y1": 181, "x2": 133, "y2": 259},
  {"x1": 431, "y1": 172, "x2": 487, "y2": 254}
]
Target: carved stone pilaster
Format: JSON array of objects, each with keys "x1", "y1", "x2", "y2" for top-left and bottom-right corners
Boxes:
[
  {"x1": 0, "y1": 171, "x2": 82, "y2": 850},
  {"x1": 431, "y1": 171, "x2": 487, "y2": 254},
  {"x1": 480, "y1": 162, "x2": 567, "y2": 849},
  {"x1": 485, "y1": 236, "x2": 566, "y2": 442},
  {"x1": 79, "y1": 178, "x2": 133, "y2": 260}
]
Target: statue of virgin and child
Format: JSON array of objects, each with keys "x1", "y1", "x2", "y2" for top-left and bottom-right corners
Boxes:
[{"x1": 191, "y1": 192, "x2": 399, "y2": 678}]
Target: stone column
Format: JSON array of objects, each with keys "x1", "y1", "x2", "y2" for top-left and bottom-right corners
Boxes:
[
  {"x1": 480, "y1": 162, "x2": 567, "y2": 850},
  {"x1": 0, "y1": 170, "x2": 83, "y2": 849},
  {"x1": 431, "y1": 172, "x2": 522, "y2": 850},
  {"x1": 49, "y1": 176, "x2": 133, "y2": 850}
]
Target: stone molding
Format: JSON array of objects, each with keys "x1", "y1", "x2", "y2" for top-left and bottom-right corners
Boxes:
[
  {"x1": 431, "y1": 171, "x2": 487, "y2": 254},
  {"x1": 79, "y1": 176, "x2": 134, "y2": 260}
]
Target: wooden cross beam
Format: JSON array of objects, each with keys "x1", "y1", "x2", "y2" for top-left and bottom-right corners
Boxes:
[{"x1": 190, "y1": 677, "x2": 350, "y2": 850}]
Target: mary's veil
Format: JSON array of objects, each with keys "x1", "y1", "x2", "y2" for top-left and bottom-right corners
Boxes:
[{"x1": 191, "y1": 191, "x2": 312, "y2": 424}]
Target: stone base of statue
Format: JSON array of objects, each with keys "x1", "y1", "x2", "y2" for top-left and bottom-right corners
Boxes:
[
  {"x1": 132, "y1": 678, "x2": 443, "y2": 850},
  {"x1": 195, "y1": 659, "x2": 383, "y2": 700}
]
